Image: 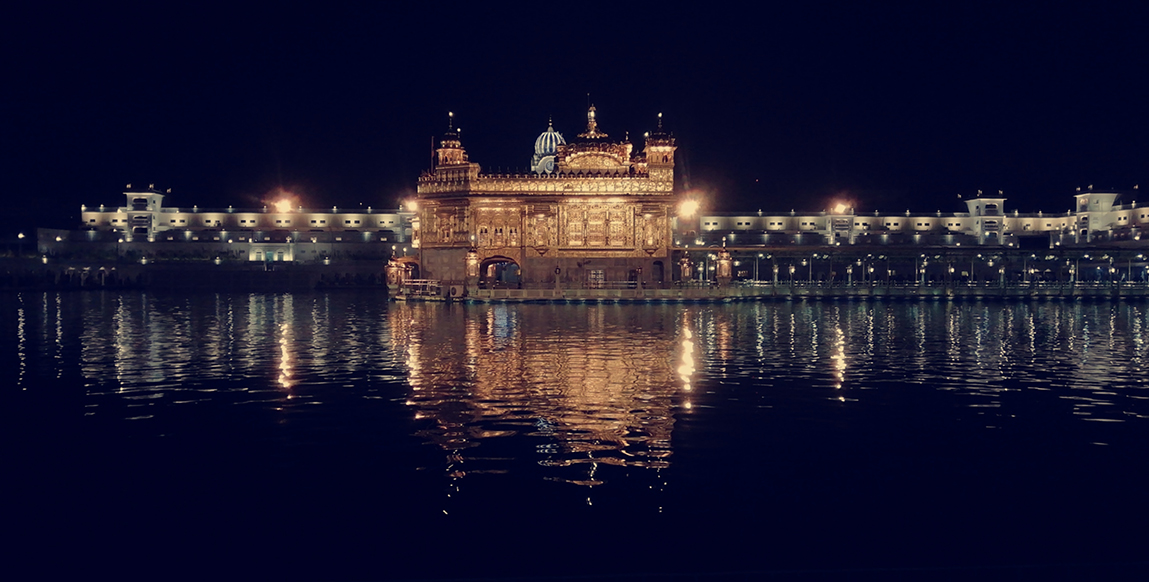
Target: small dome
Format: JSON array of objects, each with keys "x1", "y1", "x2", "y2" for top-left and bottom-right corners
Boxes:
[
  {"x1": 534, "y1": 121, "x2": 566, "y2": 156},
  {"x1": 531, "y1": 119, "x2": 566, "y2": 174}
]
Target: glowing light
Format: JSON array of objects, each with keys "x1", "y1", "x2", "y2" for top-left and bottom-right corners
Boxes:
[
  {"x1": 264, "y1": 188, "x2": 298, "y2": 212},
  {"x1": 405, "y1": 199, "x2": 418, "y2": 212},
  {"x1": 679, "y1": 199, "x2": 699, "y2": 218},
  {"x1": 834, "y1": 203, "x2": 848, "y2": 214}
]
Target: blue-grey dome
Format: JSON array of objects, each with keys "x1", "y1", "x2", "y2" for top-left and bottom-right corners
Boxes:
[
  {"x1": 534, "y1": 120, "x2": 565, "y2": 156},
  {"x1": 532, "y1": 120, "x2": 566, "y2": 174}
]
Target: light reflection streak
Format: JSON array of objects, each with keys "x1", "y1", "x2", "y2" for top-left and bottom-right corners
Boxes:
[
  {"x1": 114, "y1": 295, "x2": 130, "y2": 390},
  {"x1": 278, "y1": 321, "x2": 295, "y2": 392},
  {"x1": 16, "y1": 296, "x2": 26, "y2": 389},
  {"x1": 830, "y1": 323, "x2": 846, "y2": 391},
  {"x1": 54, "y1": 293, "x2": 63, "y2": 379},
  {"x1": 678, "y1": 312, "x2": 695, "y2": 392}
]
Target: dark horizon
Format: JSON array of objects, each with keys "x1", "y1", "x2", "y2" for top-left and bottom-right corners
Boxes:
[{"x1": 5, "y1": 2, "x2": 1147, "y2": 234}]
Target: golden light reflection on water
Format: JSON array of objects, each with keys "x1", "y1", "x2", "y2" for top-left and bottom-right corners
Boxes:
[
  {"x1": 678, "y1": 318, "x2": 695, "y2": 392},
  {"x1": 830, "y1": 323, "x2": 846, "y2": 393},
  {"x1": 390, "y1": 303, "x2": 691, "y2": 486},
  {"x1": 278, "y1": 323, "x2": 294, "y2": 391}
]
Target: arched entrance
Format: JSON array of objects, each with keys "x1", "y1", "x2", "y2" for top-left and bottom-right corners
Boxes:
[
  {"x1": 479, "y1": 257, "x2": 520, "y2": 289},
  {"x1": 386, "y1": 257, "x2": 421, "y2": 288}
]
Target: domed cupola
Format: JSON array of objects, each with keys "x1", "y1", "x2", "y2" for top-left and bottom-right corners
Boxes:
[
  {"x1": 531, "y1": 118, "x2": 566, "y2": 174},
  {"x1": 436, "y1": 111, "x2": 469, "y2": 167}
]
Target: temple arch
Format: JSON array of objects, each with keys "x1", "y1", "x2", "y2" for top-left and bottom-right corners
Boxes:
[{"x1": 479, "y1": 256, "x2": 521, "y2": 289}]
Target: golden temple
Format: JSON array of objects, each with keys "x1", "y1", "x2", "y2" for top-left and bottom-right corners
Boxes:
[{"x1": 413, "y1": 107, "x2": 677, "y2": 291}]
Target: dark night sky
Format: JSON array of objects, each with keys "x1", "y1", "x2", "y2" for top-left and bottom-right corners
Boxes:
[{"x1": 3, "y1": 2, "x2": 1147, "y2": 234}]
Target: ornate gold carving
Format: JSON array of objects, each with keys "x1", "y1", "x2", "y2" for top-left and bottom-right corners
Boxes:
[
  {"x1": 526, "y1": 209, "x2": 557, "y2": 250},
  {"x1": 474, "y1": 207, "x2": 523, "y2": 249},
  {"x1": 418, "y1": 173, "x2": 673, "y2": 197}
]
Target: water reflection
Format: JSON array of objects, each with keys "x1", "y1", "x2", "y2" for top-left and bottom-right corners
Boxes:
[
  {"x1": 390, "y1": 303, "x2": 689, "y2": 486},
  {"x1": 5, "y1": 292, "x2": 1149, "y2": 484}
]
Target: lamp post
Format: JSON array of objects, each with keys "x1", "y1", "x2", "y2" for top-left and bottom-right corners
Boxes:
[
  {"x1": 17, "y1": 232, "x2": 25, "y2": 258},
  {"x1": 1076, "y1": 254, "x2": 1089, "y2": 284}
]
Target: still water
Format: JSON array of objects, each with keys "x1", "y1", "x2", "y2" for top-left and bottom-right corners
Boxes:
[{"x1": 3, "y1": 292, "x2": 1149, "y2": 580}]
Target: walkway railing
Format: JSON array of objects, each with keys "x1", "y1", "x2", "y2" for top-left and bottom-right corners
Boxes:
[{"x1": 399, "y1": 279, "x2": 442, "y2": 296}]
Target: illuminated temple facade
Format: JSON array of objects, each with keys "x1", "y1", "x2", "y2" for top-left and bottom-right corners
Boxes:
[{"x1": 413, "y1": 107, "x2": 677, "y2": 289}]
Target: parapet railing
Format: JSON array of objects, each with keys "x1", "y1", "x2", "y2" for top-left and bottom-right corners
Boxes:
[{"x1": 398, "y1": 279, "x2": 442, "y2": 296}]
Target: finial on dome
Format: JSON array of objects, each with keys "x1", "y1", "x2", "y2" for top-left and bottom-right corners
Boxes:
[
  {"x1": 578, "y1": 104, "x2": 608, "y2": 139},
  {"x1": 658, "y1": 112, "x2": 663, "y2": 130},
  {"x1": 447, "y1": 111, "x2": 454, "y2": 131}
]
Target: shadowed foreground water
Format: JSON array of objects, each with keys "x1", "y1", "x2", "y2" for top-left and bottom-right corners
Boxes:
[{"x1": 3, "y1": 291, "x2": 1149, "y2": 580}]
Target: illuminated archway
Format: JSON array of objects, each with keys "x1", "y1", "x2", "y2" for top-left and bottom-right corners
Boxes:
[
  {"x1": 387, "y1": 257, "x2": 421, "y2": 287},
  {"x1": 479, "y1": 256, "x2": 520, "y2": 289}
]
